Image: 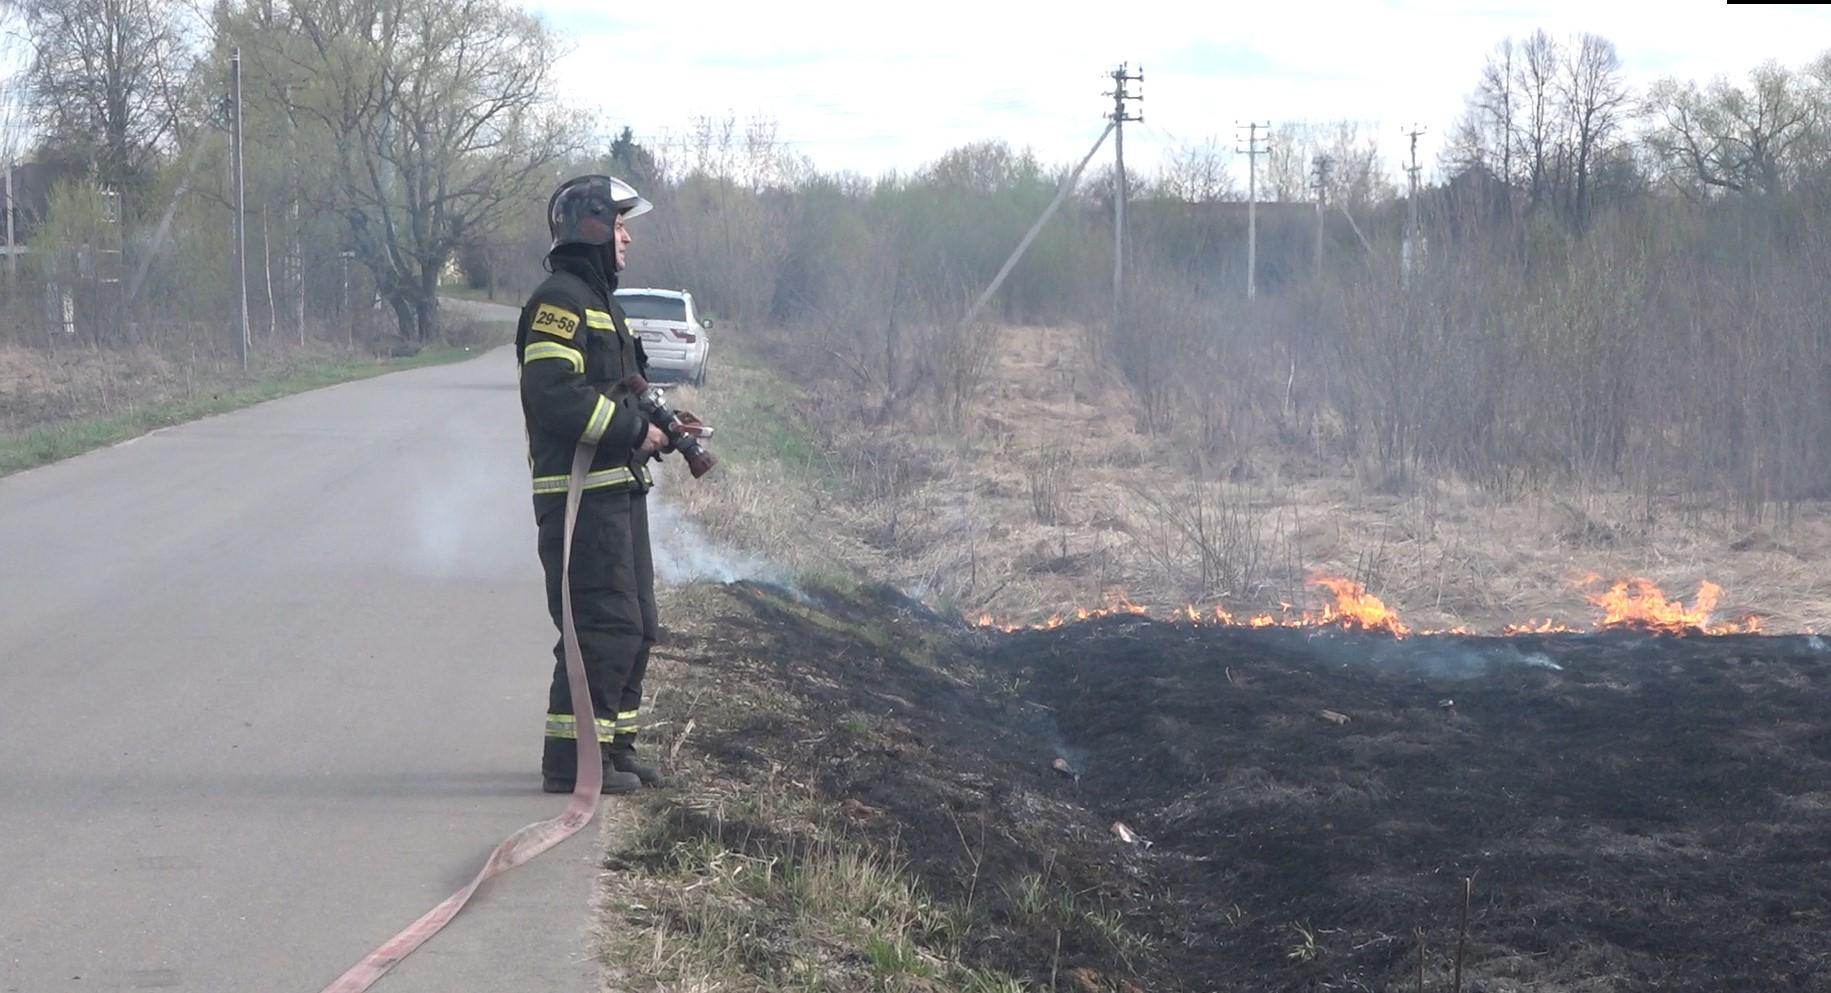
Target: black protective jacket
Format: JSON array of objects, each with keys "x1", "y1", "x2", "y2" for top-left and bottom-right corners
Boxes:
[{"x1": 515, "y1": 255, "x2": 652, "y2": 508}]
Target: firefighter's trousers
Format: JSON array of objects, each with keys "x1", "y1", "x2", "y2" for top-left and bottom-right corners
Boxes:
[{"x1": 536, "y1": 488, "x2": 657, "y2": 780}]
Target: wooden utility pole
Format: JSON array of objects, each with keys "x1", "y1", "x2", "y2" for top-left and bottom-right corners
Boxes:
[
  {"x1": 231, "y1": 48, "x2": 250, "y2": 369},
  {"x1": 1108, "y1": 63, "x2": 1143, "y2": 333},
  {"x1": 1238, "y1": 122, "x2": 1270, "y2": 300}
]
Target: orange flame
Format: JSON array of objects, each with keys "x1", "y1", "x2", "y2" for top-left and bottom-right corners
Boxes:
[
  {"x1": 975, "y1": 573, "x2": 1765, "y2": 638},
  {"x1": 1501, "y1": 618, "x2": 1579, "y2": 635},
  {"x1": 1305, "y1": 576, "x2": 1411, "y2": 637},
  {"x1": 1582, "y1": 576, "x2": 1760, "y2": 635},
  {"x1": 973, "y1": 591, "x2": 1149, "y2": 633}
]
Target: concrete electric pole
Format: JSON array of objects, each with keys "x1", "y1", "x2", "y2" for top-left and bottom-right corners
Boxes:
[
  {"x1": 232, "y1": 48, "x2": 250, "y2": 369},
  {"x1": 1402, "y1": 124, "x2": 1425, "y2": 286},
  {"x1": 1311, "y1": 154, "x2": 1333, "y2": 276},
  {"x1": 1108, "y1": 63, "x2": 1143, "y2": 333},
  {"x1": 1238, "y1": 122, "x2": 1270, "y2": 301},
  {"x1": 4, "y1": 161, "x2": 13, "y2": 298}
]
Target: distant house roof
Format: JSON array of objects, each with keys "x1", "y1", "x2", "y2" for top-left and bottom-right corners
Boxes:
[{"x1": 6, "y1": 160, "x2": 84, "y2": 241}]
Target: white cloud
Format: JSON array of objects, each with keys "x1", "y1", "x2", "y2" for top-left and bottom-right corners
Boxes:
[{"x1": 531, "y1": 0, "x2": 1831, "y2": 183}]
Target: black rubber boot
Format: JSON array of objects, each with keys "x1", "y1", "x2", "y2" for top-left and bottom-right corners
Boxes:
[
  {"x1": 542, "y1": 765, "x2": 642, "y2": 795},
  {"x1": 543, "y1": 738, "x2": 641, "y2": 794},
  {"x1": 609, "y1": 749, "x2": 668, "y2": 788}
]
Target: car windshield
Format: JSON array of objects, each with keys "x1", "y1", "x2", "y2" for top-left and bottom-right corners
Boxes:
[{"x1": 617, "y1": 294, "x2": 687, "y2": 322}]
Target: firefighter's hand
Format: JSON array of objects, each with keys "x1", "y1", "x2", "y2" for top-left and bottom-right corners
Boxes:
[{"x1": 639, "y1": 423, "x2": 668, "y2": 455}]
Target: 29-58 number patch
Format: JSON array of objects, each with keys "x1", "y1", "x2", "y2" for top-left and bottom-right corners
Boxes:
[{"x1": 531, "y1": 303, "x2": 580, "y2": 340}]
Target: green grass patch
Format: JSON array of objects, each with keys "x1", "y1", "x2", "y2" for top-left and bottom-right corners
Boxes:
[
  {"x1": 706, "y1": 334, "x2": 828, "y2": 479},
  {"x1": 608, "y1": 799, "x2": 1035, "y2": 993},
  {"x1": 0, "y1": 346, "x2": 477, "y2": 478},
  {"x1": 862, "y1": 935, "x2": 934, "y2": 980}
]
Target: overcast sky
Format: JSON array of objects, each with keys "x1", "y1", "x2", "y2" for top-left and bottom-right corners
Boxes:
[{"x1": 531, "y1": 0, "x2": 1830, "y2": 184}]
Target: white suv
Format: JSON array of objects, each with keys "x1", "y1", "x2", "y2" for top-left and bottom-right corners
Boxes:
[{"x1": 614, "y1": 288, "x2": 712, "y2": 386}]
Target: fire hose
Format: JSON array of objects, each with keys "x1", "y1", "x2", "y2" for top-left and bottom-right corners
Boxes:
[{"x1": 316, "y1": 440, "x2": 605, "y2": 993}]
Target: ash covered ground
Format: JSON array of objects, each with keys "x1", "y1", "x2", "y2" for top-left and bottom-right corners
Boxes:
[
  {"x1": 991, "y1": 619, "x2": 1831, "y2": 991},
  {"x1": 639, "y1": 583, "x2": 1831, "y2": 992}
]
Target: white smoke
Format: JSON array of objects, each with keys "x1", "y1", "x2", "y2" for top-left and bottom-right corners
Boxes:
[
  {"x1": 400, "y1": 411, "x2": 533, "y2": 581},
  {"x1": 647, "y1": 488, "x2": 787, "y2": 588}
]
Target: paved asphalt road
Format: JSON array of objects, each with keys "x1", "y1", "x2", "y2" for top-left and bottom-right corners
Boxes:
[{"x1": 1, "y1": 308, "x2": 613, "y2": 991}]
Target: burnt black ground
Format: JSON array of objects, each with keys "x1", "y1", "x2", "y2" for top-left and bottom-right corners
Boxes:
[
  {"x1": 641, "y1": 583, "x2": 1831, "y2": 992},
  {"x1": 992, "y1": 622, "x2": 1831, "y2": 992}
]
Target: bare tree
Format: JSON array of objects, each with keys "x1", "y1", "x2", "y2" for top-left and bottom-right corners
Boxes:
[
  {"x1": 1154, "y1": 137, "x2": 1237, "y2": 202},
  {"x1": 16, "y1": 0, "x2": 191, "y2": 196},
  {"x1": 639, "y1": 114, "x2": 794, "y2": 326},
  {"x1": 1263, "y1": 122, "x2": 1394, "y2": 208},
  {"x1": 239, "y1": 0, "x2": 582, "y2": 341},
  {"x1": 1315, "y1": 122, "x2": 1392, "y2": 209},
  {"x1": 1450, "y1": 31, "x2": 1633, "y2": 224},
  {"x1": 1265, "y1": 124, "x2": 1312, "y2": 203},
  {"x1": 1449, "y1": 39, "x2": 1517, "y2": 185},
  {"x1": 0, "y1": 14, "x2": 31, "y2": 169},
  {"x1": 1516, "y1": 30, "x2": 1562, "y2": 212},
  {"x1": 1647, "y1": 61, "x2": 1822, "y2": 197},
  {"x1": 1558, "y1": 33, "x2": 1629, "y2": 226}
]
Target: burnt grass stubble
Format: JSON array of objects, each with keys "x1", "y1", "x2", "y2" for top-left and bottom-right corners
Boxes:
[{"x1": 643, "y1": 582, "x2": 1831, "y2": 992}]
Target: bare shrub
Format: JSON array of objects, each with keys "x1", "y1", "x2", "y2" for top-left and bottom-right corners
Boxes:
[
  {"x1": 1123, "y1": 478, "x2": 1281, "y2": 604},
  {"x1": 1025, "y1": 445, "x2": 1069, "y2": 525},
  {"x1": 916, "y1": 315, "x2": 999, "y2": 432}
]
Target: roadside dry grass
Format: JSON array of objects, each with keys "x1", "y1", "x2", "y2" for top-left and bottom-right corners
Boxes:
[
  {"x1": 654, "y1": 323, "x2": 1831, "y2": 635},
  {"x1": 616, "y1": 318, "x2": 1831, "y2": 992},
  {"x1": 598, "y1": 580, "x2": 1158, "y2": 993},
  {"x1": 595, "y1": 779, "x2": 1035, "y2": 993},
  {"x1": 653, "y1": 349, "x2": 892, "y2": 590}
]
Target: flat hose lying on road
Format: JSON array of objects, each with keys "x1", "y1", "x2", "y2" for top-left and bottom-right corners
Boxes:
[{"x1": 318, "y1": 442, "x2": 606, "y2": 992}]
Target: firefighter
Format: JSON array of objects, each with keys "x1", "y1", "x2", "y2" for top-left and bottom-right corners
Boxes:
[{"x1": 516, "y1": 174, "x2": 670, "y2": 794}]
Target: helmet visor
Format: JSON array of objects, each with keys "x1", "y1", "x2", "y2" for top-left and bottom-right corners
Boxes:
[{"x1": 549, "y1": 175, "x2": 654, "y2": 247}]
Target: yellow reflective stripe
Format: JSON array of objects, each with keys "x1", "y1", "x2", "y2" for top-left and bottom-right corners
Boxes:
[
  {"x1": 522, "y1": 341, "x2": 584, "y2": 373},
  {"x1": 616, "y1": 710, "x2": 640, "y2": 720},
  {"x1": 581, "y1": 396, "x2": 614, "y2": 445},
  {"x1": 532, "y1": 467, "x2": 639, "y2": 495},
  {"x1": 585, "y1": 468, "x2": 638, "y2": 491},
  {"x1": 545, "y1": 713, "x2": 617, "y2": 740},
  {"x1": 584, "y1": 309, "x2": 615, "y2": 330}
]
